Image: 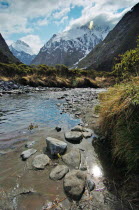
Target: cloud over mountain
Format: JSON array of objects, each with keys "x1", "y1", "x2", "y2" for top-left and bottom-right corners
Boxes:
[{"x1": 0, "y1": 0, "x2": 138, "y2": 53}]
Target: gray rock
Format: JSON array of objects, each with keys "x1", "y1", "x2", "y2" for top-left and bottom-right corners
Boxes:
[
  {"x1": 62, "y1": 149, "x2": 81, "y2": 169},
  {"x1": 55, "y1": 126, "x2": 61, "y2": 132},
  {"x1": 21, "y1": 149, "x2": 37, "y2": 160},
  {"x1": 32, "y1": 154, "x2": 50, "y2": 169},
  {"x1": 83, "y1": 128, "x2": 93, "y2": 135},
  {"x1": 86, "y1": 177, "x2": 95, "y2": 191},
  {"x1": 82, "y1": 132, "x2": 92, "y2": 138},
  {"x1": 46, "y1": 137, "x2": 67, "y2": 155},
  {"x1": 64, "y1": 170, "x2": 86, "y2": 201},
  {"x1": 25, "y1": 141, "x2": 36, "y2": 148},
  {"x1": 64, "y1": 131, "x2": 83, "y2": 143},
  {"x1": 80, "y1": 153, "x2": 87, "y2": 171},
  {"x1": 50, "y1": 165, "x2": 69, "y2": 180},
  {"x1": 71, "y1": 125, "x2": 83, "y2": 132}
]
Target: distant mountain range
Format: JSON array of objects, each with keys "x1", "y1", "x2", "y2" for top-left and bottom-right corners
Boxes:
[
  {"x1": 77, "y1": 3, "x2": 139, "y2": 71},
  {"x1": 9, "y1": 40, "x2": 36, "y2": 65},
  {"x1": 32, "y1": 24, "x2": 110, "y2": 67},
  {"x1": 0, "y1": 2, "x2": 139, "y2": 72},
  {"x1": 0, "y1": 33, "x2": 19, "y2": 64}
]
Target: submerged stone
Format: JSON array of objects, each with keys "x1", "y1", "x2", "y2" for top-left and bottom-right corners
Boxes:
[
  {"x1": 64, "y1": 170, "x2": 86, "y2": 201},
  {"x1": 62, "y1": 149, "x2": 81, "y2": 169},
  {"x1": 32, "y1": 154, "x2": 50, "y2": 169},
  {"x1": 50, "y1": 165, "x2": 69, "y2": 180}
]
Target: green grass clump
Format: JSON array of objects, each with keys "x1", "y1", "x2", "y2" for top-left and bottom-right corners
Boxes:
[{"x1": 99, "y1": 78, "x2": 139, "y2": 171}]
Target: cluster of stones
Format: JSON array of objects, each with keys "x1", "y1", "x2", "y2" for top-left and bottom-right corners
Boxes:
[
  {"x1": 56, "y1": 90, "x2": 99, "y2": 120},
  {"x1": 20, "y1": 125, "x2": 95, "y2": 201},
  {"x1": 0, "y1": 80, "x2": 51, "y2": 96}
]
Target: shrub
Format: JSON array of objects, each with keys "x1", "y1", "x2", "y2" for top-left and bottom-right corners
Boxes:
[{"x1": 112, "y1": 37, "x2": 139, "y2": 80}]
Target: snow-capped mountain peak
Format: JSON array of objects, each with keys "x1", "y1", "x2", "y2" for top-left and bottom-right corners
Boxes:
[
  {"x1": 32, "y1": 23, "x2": 110, "y2": 67},
  {"x1": 9, "y1": 40, "x2": 36, "y2": 65},
  {"x1": 10, "y1": 40, "x2": 34, "y2": 55}
]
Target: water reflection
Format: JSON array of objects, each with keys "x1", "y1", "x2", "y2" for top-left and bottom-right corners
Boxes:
[{"x1": 0, "y1": 91, "x2": 81, "y2": 139}]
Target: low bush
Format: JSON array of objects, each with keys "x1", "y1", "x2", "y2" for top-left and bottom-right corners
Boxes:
[{"x1": 112, "y1": 37, "x2": 139, "y2": 81}]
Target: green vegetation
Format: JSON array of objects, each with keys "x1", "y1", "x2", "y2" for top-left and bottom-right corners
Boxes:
[
  {"x1": 0, "y1": 63, "x2": 99, "y2": 87},
  {"x1": 98, "y1": 78, "x2": 139, "y2": 171},
  {"x1": 97, "y1": 78, "x2": 139, "y2": 208},
  {"x1": 112, "y1": 37, "x2": 139, "y2": 81}
]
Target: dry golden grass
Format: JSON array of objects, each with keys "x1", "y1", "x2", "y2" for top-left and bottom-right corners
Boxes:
[{"x1": 98, "y1": 77, "x2": 139, "y2": 171}]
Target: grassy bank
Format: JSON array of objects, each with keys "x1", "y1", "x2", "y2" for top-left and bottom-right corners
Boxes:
[
  {"x1": 99, "y1": 78, "x2": 139, "y2": 171},
  {"x1": 97, "y1": 78, "x2": 139, "y2": 208}
]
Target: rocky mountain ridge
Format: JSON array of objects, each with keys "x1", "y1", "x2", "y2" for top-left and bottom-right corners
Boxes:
[
  {"x1": 77, "y1": 3, "x2": 139, "y2": 71},
  {"x1": 32, "y1": 24, "x2": 110, "y2": 67},
  {"x1": 0, "y1": 33, "x2": 19, "y2": 64},
  {"x1": 9, "y1": 40, "x2": 36, "y2": 65}
]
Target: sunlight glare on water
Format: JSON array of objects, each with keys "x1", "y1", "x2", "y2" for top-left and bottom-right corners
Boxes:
[{"x1": 91, "y1": 165, "x2": 103, "y2": 178}]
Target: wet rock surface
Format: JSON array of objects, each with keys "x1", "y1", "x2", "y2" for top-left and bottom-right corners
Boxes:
[
  {"x1": 25, "y1": 141, "x2": 36, "y2": 148},
  {"x1": 49, "y1": 165, "x2": 69, "y2": 180},
  {"x1": 46, "y1": 137, "x2": 67, "y2": 156},
  {"x1": 62, "y1": 149, "x2": 81, "y2": 169},
  {"x1": 86, "y1": 175, "x2": 95, "y2": 191},
  {"x1": 32, "y1": 154, "x2": 50, "y2": 169},
  {"x1": 63, "y1": 170, "x2": 86, "y2": 201},
  {"x1": 55, "y1": 126, "x2": 61, "y2": 132},
  {"x1": 71, "y1": 125, "x2": 83, "y2": 132},
  {"x1": 20, "y1": 148, "x2": 37, "y2": 160},
  {"x1": 80, "y1": 152, "x2": 87, "y2": 171},
  {"x1": 64, "y1": 131, "x2": 83, "y2": 143}
]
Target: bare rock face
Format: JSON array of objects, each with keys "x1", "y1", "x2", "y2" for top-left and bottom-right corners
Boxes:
[
  {"x1": 50, "y1": 165, "x2": 69, "y2": 180},
  {"x1": 20, "y1": 149, "x2": 37, "y2": 160},
  {"x1": 46, "y1": 137, "x2": 67, "y2": 156},
  {"x1": 0, "y1": 33, "x2": 20, "y2": 63},
  {"x1": 32, "y1": 154, "x2": 50, "y2": 169},
  {"x1": 62, "y1": 149, "x2": 81, "y2": 169},
  {"x1": 63, "y1": 170, "x2": 86, "y2": 201}
]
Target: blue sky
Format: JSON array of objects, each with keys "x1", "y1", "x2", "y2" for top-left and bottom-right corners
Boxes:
[{"x1": 0, "y1": 0, "x2": 138, "y2": 53}]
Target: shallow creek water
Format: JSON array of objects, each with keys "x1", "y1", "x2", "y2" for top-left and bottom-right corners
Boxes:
[{"x1": 0, "y1": 88, "x2": 123, "y2": 210}]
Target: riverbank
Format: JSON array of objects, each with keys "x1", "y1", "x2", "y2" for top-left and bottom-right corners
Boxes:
[
  {"x1": 96, "y1": 78, "x2": 139, "y2": 209},
  {"x1": 0, "y1": 62, "x2": 116, "y2": 91},
  {"x1": 0, "y1": 88, "x2": 128, "y2": 210}
]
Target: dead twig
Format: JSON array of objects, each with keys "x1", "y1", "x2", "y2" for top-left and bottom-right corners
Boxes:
[{"x1": 44, "y1": 197, "x2": 67, "y2": 210}]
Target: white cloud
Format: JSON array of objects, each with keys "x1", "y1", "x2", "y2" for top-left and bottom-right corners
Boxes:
[
  {"x1": 0, "y1": 0, "x2": 138, "y2": 34},
  {"x1": 64, "y1": 0, "x2": 139, "y2": 31},
  {"x1": 37, "y1": 18, "x2": 48, "y2": 26},
  {"x1": 53, "y1": 8, "x2": 70, "y2": 19},
  {"x1": 0, "y1": 0, "x2": 139, "y2": 44},
  {"x1": 54, "y1": 16, "x2": 68, "y2": 25},
  {"x1": 0, "y1": 13, "x2": 32, "y2": 36},
  {"x1": 20, "y1": 35, "x2": 43, "y2": 54}
]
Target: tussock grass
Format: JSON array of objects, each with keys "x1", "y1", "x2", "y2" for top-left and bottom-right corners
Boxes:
[
  {"x1": 0, "y1": 62, "x2": 100, "y2": 87},
  {"x1": 99, "y1": 77, "x2": 139, "y2": 171}
]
